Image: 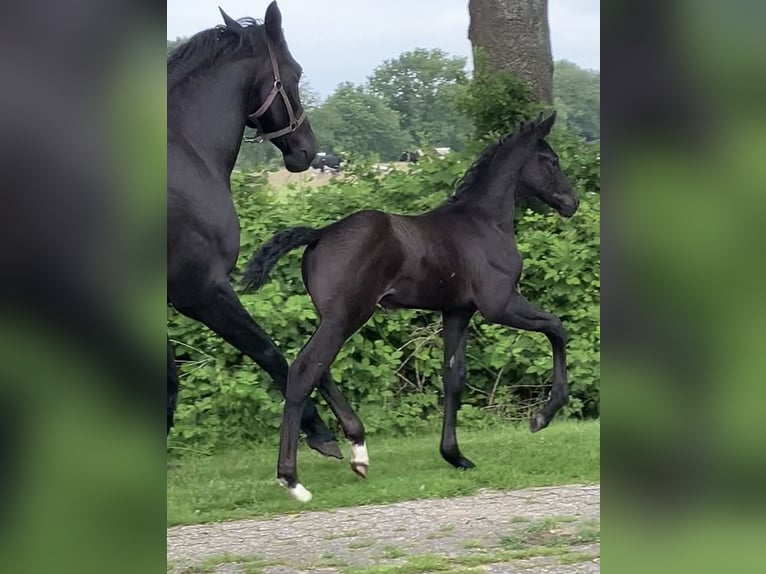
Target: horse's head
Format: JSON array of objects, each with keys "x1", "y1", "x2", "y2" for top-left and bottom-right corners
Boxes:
[
  {"x1": 518, "y1": 112, "x2": 579, "y2": 218},
  {"x1": 219, "y1": 2, "x2": 316, "y2": 172}
]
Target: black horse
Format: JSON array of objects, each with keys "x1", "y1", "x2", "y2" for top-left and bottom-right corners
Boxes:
[
  {"x1": 399, "y1": 150, "x2": 421, "y2": 163},
  {"x1": 167, "y1": 2, "x2": 343, "y2": 459},
  {"x1": 311, "y1": 152, "x2": 342, "y2": 172},
  {"x1": 243, "y1": 112, "x2": 580, "y2": 501}
]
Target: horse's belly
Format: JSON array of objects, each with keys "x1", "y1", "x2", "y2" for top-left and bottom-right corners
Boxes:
[{"x1": 378, "y1": 276, "x2": 472, "y2": 312}]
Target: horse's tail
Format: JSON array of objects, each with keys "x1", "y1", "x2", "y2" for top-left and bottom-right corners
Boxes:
[{"x1": 242, "y1": 226, "x2": 320, "y2": 292}]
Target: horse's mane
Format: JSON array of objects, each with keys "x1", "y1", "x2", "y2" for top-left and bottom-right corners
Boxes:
[
  {"x1": 447, "y1": 120, "x2": 536, "y2": 203},
  {"x1": 168, "y1": 18, "x2": 263, "y2": 91}
]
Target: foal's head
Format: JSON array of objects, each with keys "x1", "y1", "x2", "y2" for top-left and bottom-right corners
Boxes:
[
  {"x1": 517, "y1": 112, "x2": 579, "y2": 218},
  {"x1": 219, "y1": 2, "x2": 316, "y2": 171}
]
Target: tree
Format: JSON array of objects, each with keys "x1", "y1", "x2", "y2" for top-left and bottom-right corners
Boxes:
[
  {"x1": 167, "y1": 38, "x2": 185, "y2": 55},
  {"x1": 553, "y1": 61, "x2": 600, "y2": 141},
  {"x1": 468, "y1": 0, "x2": 553, "y2": 104},
  {"x1": 368, "y1": 49, "x2": 471, "y2": 150},
  {"x1": 309, "y1": 82, "x2": 410, "y2": 161}
]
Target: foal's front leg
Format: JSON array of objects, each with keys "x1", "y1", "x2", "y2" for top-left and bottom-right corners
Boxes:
[{"x1": 483, "y1": 292, "x2": 569, "y2": 433}]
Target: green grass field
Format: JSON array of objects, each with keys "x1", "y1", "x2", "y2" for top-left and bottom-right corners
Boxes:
[{"x1": 167, "y1": 420, "x2": 599, "y2": 526}]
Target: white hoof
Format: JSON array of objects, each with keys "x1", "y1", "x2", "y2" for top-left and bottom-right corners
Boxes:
[
  {"x1": 349, "y1": 441, "x2": 369, "y2": 466},
  {"x1": 278, "y1": 479, "x2": 313, "y2": 503}
]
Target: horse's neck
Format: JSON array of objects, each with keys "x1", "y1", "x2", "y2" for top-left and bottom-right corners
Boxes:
[
  {"x1": 466, "y1": 178, "x2": 520, "y2": 226},
  {"x1": 170, "y1": 64, "x2": 250, "y2": 179}
]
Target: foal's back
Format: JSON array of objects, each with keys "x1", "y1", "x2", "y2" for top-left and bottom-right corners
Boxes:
[{"x1": 302, "y1": 207, "x2": 490, "y2": 315}]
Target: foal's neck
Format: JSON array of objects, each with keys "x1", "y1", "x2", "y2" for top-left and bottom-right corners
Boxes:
[{"x1": 458, "y1": 178, "x2": 520, "y2": 232}]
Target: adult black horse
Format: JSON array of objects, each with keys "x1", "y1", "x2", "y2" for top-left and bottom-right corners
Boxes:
[{"x1": 167, "y1": 2, "x2": 342, "y2": 459}]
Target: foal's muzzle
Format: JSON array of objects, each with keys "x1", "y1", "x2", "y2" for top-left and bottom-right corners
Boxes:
[{"x1": 556, "y1": 193, "x2": 580, "y2": 218}]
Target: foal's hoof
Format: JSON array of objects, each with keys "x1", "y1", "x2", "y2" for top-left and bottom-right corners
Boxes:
[
  {"x1": 351, "y1": 462, "x2": 368, "y2": 478},
  {"x1": 306, "y1": 437, "x2": 344, "y2": 460},
  {"x1": 445, "y1": 455, "x2": 475, "y2": 470},
  {"x1": 278, "y1": 479, "x2": 313, "y2": 503},
  {"x1": 529, "y1": 413, "x2": 549, "y2": 433}
]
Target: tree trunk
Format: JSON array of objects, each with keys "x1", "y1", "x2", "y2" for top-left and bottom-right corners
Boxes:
[{"x1": 468, "y1": 0, "x2": 553, "y2": 104}]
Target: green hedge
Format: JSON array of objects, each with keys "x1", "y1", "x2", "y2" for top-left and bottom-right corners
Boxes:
[{"x1": 168, "y1": 149, "x2": 600, "y2": 451}]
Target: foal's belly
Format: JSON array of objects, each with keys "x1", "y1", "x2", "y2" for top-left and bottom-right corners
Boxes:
[{"x1": 378, "y1": 275, "x2": 474, "y2": 312}]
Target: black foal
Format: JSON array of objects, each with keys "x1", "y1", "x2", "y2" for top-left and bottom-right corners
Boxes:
[{"x1": 244, "y1": 112, "x2": 580, "y2": 500}]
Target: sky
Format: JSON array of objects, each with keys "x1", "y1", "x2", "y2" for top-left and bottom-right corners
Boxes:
[{"x1": 167, "y1": 0, "x2": 600, "y2": 98}]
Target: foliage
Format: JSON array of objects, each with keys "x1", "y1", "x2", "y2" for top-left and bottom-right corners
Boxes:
[
  {"x1": 368, "y1": 48, "x2": 472, "y2": 150},
  {"x1": 307, "y1": 82, "x2": 411, "y2": 160},
  {"x1": 553, "y1": 60, "x2": 600, "y2": 141},
  {"x1": 168, "y1": 140, "x2": 600, "y2": 451},
  {"x1": 457, "y1": 49, "x2": 544, "y2": 148},
  {"x1": 166, "y1": 37, "x2": 599, "y2": 168}
]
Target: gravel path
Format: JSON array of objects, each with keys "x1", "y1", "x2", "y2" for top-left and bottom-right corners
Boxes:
[{"x1": 168, "y1": 484, "x2": 600, "y2": 573}]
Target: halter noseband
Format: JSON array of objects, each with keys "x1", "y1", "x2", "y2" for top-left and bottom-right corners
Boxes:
[{"x1": 246, "y1": 40, "x2": 306, "y2": 142}]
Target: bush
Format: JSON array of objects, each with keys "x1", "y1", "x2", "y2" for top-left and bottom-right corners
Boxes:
[
  {"x1": 168, "y1": 146, "x2": 600, "y2": 452},
  {"x1": 456, "y1": 48, "x2": 543, "y2": 148}
]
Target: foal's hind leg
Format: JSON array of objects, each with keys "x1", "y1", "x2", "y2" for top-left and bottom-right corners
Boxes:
[
  {"x1": 440, "y1": 311, "x2": 475, "y2": 469},
  {"x1": 317, "y1": 371, "x2": 368, "y2": 477},
  {"x1": 176, "y1": 280, "x2": 342, "y2": 459},
  {"x1": 278, "y1": 319, "x2": 362, "y2": 501},
  {"x1": 483, "y1": 292, "x2": 569, "y2": 433}
]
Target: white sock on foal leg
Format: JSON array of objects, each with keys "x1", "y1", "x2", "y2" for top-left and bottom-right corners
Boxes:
[
  {"x1": 278, "y1": 478, "x2": 313, "y2": 503},
  {"x1": 349, "y1": 441, "x2": 369, "y2": 477}
]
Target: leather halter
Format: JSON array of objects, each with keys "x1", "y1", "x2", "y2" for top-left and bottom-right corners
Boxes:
[{"x1": 246, "y1": 40, "x2": 306, "y2": 142}]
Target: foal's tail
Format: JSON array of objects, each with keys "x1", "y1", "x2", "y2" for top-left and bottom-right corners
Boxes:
[{"x1": 242, "y1": 226, "x2": 320, "y2": 291}]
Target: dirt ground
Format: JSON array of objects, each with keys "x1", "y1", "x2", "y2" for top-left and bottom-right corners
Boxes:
[
  {"x1": 262, "y1": 162, "x2": 413, "y2": 189},
  {"x1": 168, "y1": 484, "x2": 600, "y2": 573}
]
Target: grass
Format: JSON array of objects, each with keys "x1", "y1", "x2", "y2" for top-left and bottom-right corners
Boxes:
[
  {"x1": 348, "y1": 539, "x2": 376, "y2": 549},
  {"x1": 374, "y1": 546, "x2": 407, "y2": 560},
  {"x1": 324, "y1": 530, "x2": 362, "y2": 540},
  {"x1": 426, "y1": 524, "x2": 456, "y2": 539},
  {"x1": 172, "y1": 553, "x2": 282, "y2": 574},
  {"x1": 500, "y1": 516, "x2": 600, "y2": 550},
  {"x1": 341, "y1": 543, "x2": 599, "y2": 574},
  {"x1": 310, "y1": 554, "x2": 351, "y2": 569},
  {"x1": 167, "y1": 420, "x2": 599, "y2": 526}
]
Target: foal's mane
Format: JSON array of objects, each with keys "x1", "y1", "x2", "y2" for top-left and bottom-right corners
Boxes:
[
  {"x1": 448, "y1": 120, "x2": 536, "y2": 203},
  {"x1": 168, "y1": 18, "x2": 264, "y2": 91}
]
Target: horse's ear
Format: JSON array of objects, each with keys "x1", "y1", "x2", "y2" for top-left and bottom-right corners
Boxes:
[
  {"x1": 219, "y1": 7, "x2": 243, "y2": 33},
  {"x1": 265, "y1": 1, "x2": 285, "y2": 44},
  {"x1": 535, "y1": 110, "x2": 557, "y2": 138}
]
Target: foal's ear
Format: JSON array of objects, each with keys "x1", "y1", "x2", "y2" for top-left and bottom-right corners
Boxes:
[
  {"x1": 265, "y1": 1, "x2": 285, "y2": 44},
  {"x1": 219, "y1": 7, "x2": 244, "y2": 33},
  {"x1": 534, "y1": 111, "x2": 557, "y2": 138}
]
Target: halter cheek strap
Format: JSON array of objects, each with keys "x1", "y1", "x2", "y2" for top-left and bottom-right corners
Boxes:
[{"x1": 246, "y1": 40, "x2": 306, "y2": 142}]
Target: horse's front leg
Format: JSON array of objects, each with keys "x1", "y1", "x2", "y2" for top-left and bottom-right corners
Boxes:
[{"x1": 482, "y1": 291, "x2": 569, "y2": 432}]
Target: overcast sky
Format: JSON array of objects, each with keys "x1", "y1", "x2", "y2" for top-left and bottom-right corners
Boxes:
[{"x1": 167, "y1": 0, "x2": 599, "y2": 98}]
